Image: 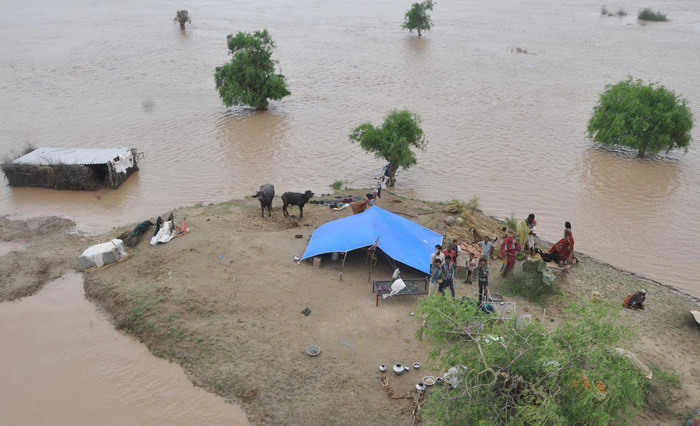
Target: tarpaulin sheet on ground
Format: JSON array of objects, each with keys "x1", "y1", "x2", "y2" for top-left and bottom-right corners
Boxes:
[{"x1": 301, "y1": 206, "x2": 442, "y2": 274}]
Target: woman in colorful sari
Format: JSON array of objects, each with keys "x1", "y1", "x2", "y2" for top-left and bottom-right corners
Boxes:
[
  {"x1": 549, "y1": 221, "x2": 575, "y2": 265},
  {"x1": 499, "y1": 235, "x2": 521, "y2": 276}
]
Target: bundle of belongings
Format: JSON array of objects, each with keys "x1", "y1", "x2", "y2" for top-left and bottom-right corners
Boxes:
[
  {"x1": 79, "y1": 239, "x2": 128, "y2": 267},
  {"x1": 382, "y1": 269, "x2": 406, "y2": 299},
  {"x1": 151, "y1": 213, "x2": 188, "y2": 246},
  {"x1": 622, "y1": 289, "x2": 646, "y2": 310}
]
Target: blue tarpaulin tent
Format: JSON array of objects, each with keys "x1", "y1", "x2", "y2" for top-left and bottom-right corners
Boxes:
[{"x1": 301, "y1": 206, "x2": 443, "y2": 274}]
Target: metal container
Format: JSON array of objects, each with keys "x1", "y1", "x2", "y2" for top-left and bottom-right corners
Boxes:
[{"x1": 393, "y1": 363, "x2": 404, "y2": 375}]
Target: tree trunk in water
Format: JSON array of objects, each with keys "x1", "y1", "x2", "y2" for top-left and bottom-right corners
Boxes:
[
  {"x1": 418, "y1": 28, "x2": 422, "y2": 37},
  {"x1": 257, "y1": 99, "x2": 269, "y2": 110},
  {"x1": 180, "y1": 22, "x2": 186, "y2": 30},
  {"x1": 637, "y1": 141, "x2": 647, "y2": 158},
  {"x1": 387, "y1": 164, "x2": 399, "y2": 187}
]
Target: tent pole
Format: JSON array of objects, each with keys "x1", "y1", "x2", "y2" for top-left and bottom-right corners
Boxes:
[{"x1": 339, "y1": 252, "x2": 347, "y2": 281}]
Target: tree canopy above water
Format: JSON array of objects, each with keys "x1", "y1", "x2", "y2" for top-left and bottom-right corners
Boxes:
[
  {"x1": 349, "y1": 109, "x2": 427, "y2": 186},
  {"x1": 173, "y1": 10, "x2": 191, "y2": 30},
  {"x1": 402, "y1": 0, "x2": 434, "y2": 37},
  {"x1": 214, "y1": 30, "x2": 291, "y2": 110},
  {"x1": 587, "y1": 78, "x2": 693, "y2": 158}
]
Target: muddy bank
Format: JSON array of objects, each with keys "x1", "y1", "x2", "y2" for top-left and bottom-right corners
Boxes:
[
  {"x1": 80, "y1": 192, "x2": 700, "y2": 425},
  {"x1": 0, "y1": 216, "x2": 82, "y2": 301}
]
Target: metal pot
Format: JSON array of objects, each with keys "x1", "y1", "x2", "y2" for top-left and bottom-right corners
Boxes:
[
  {"x1": 393, "y1": 363, "x2": 404, "y2": 375},
  {"x1": 379, "y1": 364, "x2": 387, "y2": 373}
]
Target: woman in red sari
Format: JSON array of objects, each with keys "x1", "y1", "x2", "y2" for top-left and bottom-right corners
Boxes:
[
  {"x1": 549, "y1": 221, "x2": 575, "y2": 265},
  {"x1": 500, "y1": 235, "x2": 521, "y2": 276}
]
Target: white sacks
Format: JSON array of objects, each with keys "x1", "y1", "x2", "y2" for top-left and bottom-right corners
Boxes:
[{"x1": 79, "y1": 239, "x2": 128, "y2": 268}]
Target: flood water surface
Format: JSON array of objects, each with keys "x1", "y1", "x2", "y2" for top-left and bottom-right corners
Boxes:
[
  {"x1": 1, "y1": 0, "x2": 700, "y2": 298},
  {"x1": 0, "y1": 273, "x2": 248, "y2": 426}
]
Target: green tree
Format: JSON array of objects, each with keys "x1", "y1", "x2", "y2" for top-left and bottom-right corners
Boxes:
[
  {"x1": 402, "y1": 0, "x2": 435, "y2": 36},
  {"x1": 349, "y1": 110, "x2": 427, "y2": 186},
  {"x1": 173, "y1": 10, "x2": 191, "y2": 30},
  {"x1": 214, "y1": 30, "x2": 291, "y2": 110},
  {"x1": 417, "y1": 297, "x2": 648, "y2": 425},
  {"x1": 587, "y1": 77, "x2": 693, "y2": 158}
]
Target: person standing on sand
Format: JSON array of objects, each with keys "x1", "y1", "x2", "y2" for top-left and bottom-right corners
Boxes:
[
  {"x1": 429, "y1": 258, "x2": 445, "y2": 296},
  {"x1": 430, "y1": 245, "x2": 444, "y2": 273},
  {"x1": 477, "y1": 258, "x2": 489, "y2": 305},
  {"x1": 464, "y1": 252, "x2": 478, "y2": 284},
  {"x1": 500, "y1": 235, "x2": 521, "y2": 277},
  {"x1": 440, "y1": 255, "x2": 456, "y2": 297},
  {"x1": 477, "y1": 236, "x2": 495, "y2": 261},
  {"x1": 525, "y1": 214, "x2": 536, "y2": 256}
]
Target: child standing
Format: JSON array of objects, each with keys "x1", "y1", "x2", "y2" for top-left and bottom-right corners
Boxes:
[
  {"x1": 477, "y1": 258, "x2": 489, "y2": 305},
  {"x1": 429, "y1": 258, "x2": 445, "y2": 296},
  {"x1": 464, "y1": 252, "x2": 478, "y2": 284}
]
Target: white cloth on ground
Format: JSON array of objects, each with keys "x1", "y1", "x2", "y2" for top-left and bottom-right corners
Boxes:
[{"x1": 150, "y1": 221, "x2": 176, "y2": 245}]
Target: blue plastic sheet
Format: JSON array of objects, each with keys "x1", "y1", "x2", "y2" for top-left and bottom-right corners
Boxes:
[{"x1": 301, "y1": 206, "x2": 443, "y2": 274}]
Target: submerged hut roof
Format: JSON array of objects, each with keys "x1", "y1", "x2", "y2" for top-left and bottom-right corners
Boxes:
[{"x1": 12, "y1": 147, "x2": 132, "y2": 166}]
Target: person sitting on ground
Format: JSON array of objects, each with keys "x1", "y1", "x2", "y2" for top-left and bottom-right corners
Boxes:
[
  {"x1": 465, "y1": 252, "x2": 478, "y2": 284},
  {"x1": 477, "y1": 236, "x2": 495, "y2": 261},
  {"x1": 623, "y1": 289, "x2": 646, "y2": 310},
  {"x1": 477, "y1": 258, "x2": 489, "y2": 305},
  {"x1": 430, "y1": 244, "x2": 444, "y2": 273},
  {"x1": 429, "y1": 258, "x2": 446, "y2": 296}
]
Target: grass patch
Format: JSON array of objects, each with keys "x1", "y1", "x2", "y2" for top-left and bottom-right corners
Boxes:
[
  {"x1": 466, "y1": 195, "x2": 480, "y2": 211},
  {"x1": 504, "y1": 212, "x2": 517, "y2": 230},
  {"x1": 646, "y1": 366, "x2": 681, "y2": 413},
  {"x1": 329, "y1": 180, "x2": 346, "y2": 191},
  {"x1": 638, "y1": 8, "x2": 667, "y2": 21}
]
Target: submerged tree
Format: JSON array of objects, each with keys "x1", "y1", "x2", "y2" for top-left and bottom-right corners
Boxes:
[
  {"x1": 349, "y1": 110, "x2": 427, "y2": 186},
  {"x1": 587, "y1": 77, "x2": 693, "y2": 158},
  {"x1": 173, "y1": 10, "x2": 191, "y2": 30},
  {"x1": 214, "y1": 30, "x2": 291, "y2": 110},
  {"x1": 402, "y1": 0, "x2": 435, "y2": 37}
]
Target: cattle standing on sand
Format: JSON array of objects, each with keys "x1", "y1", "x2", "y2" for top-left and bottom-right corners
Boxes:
[
  {"x1": 253, "y1": 184, "x2": 275, "y2": 218},
  {"x1": 282, "y1": 190, "x2": 314, "y2": 218}
]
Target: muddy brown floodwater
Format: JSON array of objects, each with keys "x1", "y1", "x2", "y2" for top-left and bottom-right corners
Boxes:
[
  {"x1": 1, "y1": 0, "x2": 700, "y2": 305},
  {"x1": 0, "y1": 273, "x2": 248, "y2": 426}
]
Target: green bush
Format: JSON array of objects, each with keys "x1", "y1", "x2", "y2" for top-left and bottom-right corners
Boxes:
[
  {"x1": 329, "y1": 180, "x2": 344, "y2": 191},
  {"x1": 417, "y1": 298, "x2": 648, "y2": 425},
  {"x1": 466, "y1": 195, "x2": 481, "y2": 211},
  {"x1": 638, "y1": 8, "x2": 667, "y2": 21},
  {"x1": 505, "y1": 213, "x2": 518, "y2": 230}
]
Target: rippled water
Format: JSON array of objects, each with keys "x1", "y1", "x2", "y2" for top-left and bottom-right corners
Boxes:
[
  {"x1": 1, "y1": 0, "x2": 699, "y2": 298},
  {"x1": 0, "y1": 273, "x2": 248, "y2": 426}
]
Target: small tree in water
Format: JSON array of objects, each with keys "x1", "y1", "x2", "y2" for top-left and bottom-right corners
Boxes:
[
  {"x1": 587, "y1": 77, "x2": 693, "y2": 158},
  {"x1": 173, "y1": 10, "x2": 191, "y2": 30},
  {"x1": 214, "y1": 30, "x2": 291, "y2": 110},
  {"x1": 402, "y1": 0, "x2": 435, "y2": 37},
  {"x1": 349, "y1": 110, "x2": 427, "y2": 186}
]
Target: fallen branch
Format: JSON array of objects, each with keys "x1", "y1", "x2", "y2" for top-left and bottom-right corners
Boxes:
[{"x1": 380, "y1": 376, "x2": 412, "y2": 400}]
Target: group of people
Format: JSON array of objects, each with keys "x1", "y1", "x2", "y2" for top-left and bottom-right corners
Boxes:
[{"x1": 429, "y1": 215, "x2": 580, "y2": 306}]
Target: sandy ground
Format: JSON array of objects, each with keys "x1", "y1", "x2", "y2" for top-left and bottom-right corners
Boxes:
[{"x1": 2, "y1": 191, "x2": 699, "y2": 425}]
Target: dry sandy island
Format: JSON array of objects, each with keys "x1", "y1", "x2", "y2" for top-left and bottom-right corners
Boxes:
[{"x1": 1, "y1": 191, "x2": 699, "y2": 425}]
